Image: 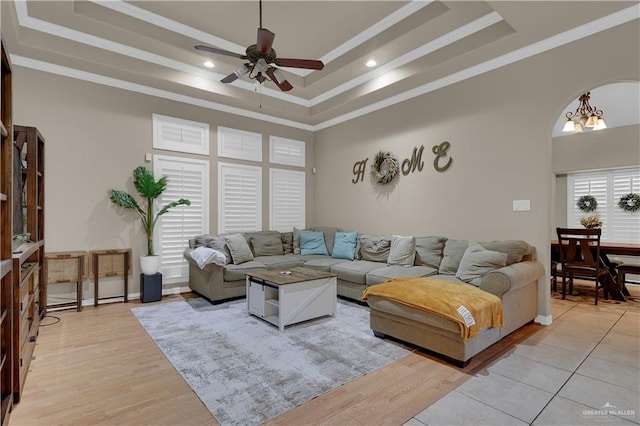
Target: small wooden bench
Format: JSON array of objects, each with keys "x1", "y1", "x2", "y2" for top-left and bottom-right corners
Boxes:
[{"x1": 617, "y1": 264, "x2": 640, "y2": 296}]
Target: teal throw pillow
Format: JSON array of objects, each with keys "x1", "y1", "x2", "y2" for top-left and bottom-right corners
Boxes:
[
  {"x1": 332, "y1": 231, "x2": 358, "y2": 260},
  {"x1": 299, "y1": 231, "x2": 329, "y2": 256}
]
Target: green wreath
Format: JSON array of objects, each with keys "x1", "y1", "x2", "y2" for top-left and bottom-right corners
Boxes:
[
  {"x1": 372, "y1": 151, "x2": 399, "y2": 184},
  {"x1": 577, "y1": 195, "x2": 598, "y2": 212},
  {"x1": 618, "y1": 193, "x2": 640, "y2": 212}
]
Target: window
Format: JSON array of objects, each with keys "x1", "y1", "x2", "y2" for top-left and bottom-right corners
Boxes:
[
  {"x1": 152, "y1": 114, "x2": 209, "y2": 155},
  {"x1": 218, "y1": 162, "x2": 262, "y2": 233},
  {"x1": 270, "y1": 136, "x2": 305, "y2": 167},
  {"x1": 153, "y1": 155, "x2": 209, "y2": 283},
  {"x1": 567, "y1": 167, "x2": 640, "y2": 243},
  {"x1": 218, "y1": 126, "x2": 262, "y2": 162},
  {"x1": 270, "y1": 169, "x2": 305, "y2": 232}
]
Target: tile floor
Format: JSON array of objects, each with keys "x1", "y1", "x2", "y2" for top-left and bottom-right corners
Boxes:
[{"x1": 405, "y1": 292, "x2": 640, "y2": 426}]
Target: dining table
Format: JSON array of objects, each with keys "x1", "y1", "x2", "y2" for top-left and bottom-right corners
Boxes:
[{"x1": 550, "y1": 240, "x2": 640, "y2": 302}]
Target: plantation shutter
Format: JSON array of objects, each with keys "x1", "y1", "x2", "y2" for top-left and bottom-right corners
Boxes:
[
  {"x1": 152, "y1": 114, "x2": 209, "y2": 155},
  {"x1": 154, "y1": 155, "x2": 209, "y2": 283},
  {"x1": 567, "y1": 167, "x2": 640, "y2": 243},
  {"x1": 219, "y1": 162, "x2": 262, "y2": 233},
  {"x1": 270, "y1": 169, "x2": 305, "y2": 232},
  {"x1": 611, "y1": 169, "x2": 640, "y2": 243},
  {"x1": 270, "y1": 136, "x2": 306, "y2": 167}
]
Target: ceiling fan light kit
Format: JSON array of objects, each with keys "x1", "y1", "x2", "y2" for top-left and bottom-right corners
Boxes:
[{"x1": 195, "y1": 0, "x2": 324, "y2": 92}]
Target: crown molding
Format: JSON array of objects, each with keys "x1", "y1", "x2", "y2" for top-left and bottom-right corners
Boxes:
[{"x1": 11, "y1": 55, "x2": 314, "y2": 131}]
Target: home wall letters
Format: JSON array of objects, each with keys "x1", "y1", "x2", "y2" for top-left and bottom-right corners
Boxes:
[{"x1": 351, "y1": 142, "x2": 453, "y2": 184}]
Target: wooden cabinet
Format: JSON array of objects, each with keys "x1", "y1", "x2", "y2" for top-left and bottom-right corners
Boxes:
[
  {"x1": 13, "y1": 125, "x2": 45, "y2": 320},
  {"x1": 10, "y1": 125, "x2": 45, "y2": 404},
  {"x1": 0, "y1": 39, "x2": 14, "y2": 425},
  {"x1": 12, "y1": 244, "x2": 41, "y2": 402}
]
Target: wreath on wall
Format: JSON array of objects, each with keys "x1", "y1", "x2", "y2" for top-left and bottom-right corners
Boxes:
[
  {"x1": 618, "y1": 193, "x2": 640, "y2": 213},
  {"x1": 372, "y1": 151, "x2": 399, "y2": 184},
  {"x1": 577, "y1": 195, "x2": 598, "y2": 212}
]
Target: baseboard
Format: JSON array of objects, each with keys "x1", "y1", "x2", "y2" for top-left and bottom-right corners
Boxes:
[
  {"x1": 535, "y1": 314, "x2": 553, "y2": 326},
  {"x1": 71, "y1": 286, "x2": 192, "y2": 307}
]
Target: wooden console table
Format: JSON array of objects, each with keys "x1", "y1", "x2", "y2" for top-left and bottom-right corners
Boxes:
[
  {"x1": 44, "y1": 251, "x2": 87, "y2": 312},
  {"x1": 89, "y1": 249, "x2": 132, "y2": 307}
]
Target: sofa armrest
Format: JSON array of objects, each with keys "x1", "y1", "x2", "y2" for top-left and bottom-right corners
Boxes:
[{"x1": 479, "y1": 261, "x2": 545, "y2": 298}]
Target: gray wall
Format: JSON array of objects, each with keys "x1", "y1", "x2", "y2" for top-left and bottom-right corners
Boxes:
[
  {"x1": 312, "y1": 20, "x2": 639, "y2": 320},
  {"x1": 12, "y1": 67, "x2": 314, "y2": 298},
  {"x1": 9, "y1": 19, "x2": 639, "y2": 319}
]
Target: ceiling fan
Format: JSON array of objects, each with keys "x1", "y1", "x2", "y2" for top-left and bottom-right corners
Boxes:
[{"x1": 195, "y1": 0, "x2": 324, "y2": 92}]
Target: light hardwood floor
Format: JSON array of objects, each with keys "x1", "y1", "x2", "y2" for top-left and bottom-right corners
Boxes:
[{"x1": 8, "y1": 293, "x2": 544, "y2": 426}]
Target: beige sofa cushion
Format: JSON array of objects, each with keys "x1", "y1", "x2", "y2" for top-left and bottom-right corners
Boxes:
[
  {"x1": 331, "y1": 260, "x2": 384, "y2": 285},
  {"x1": 366, "y1": 265, "x2": 437, "y2": 286}
]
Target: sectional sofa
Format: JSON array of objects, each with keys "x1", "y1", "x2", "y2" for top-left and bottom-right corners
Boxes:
[{"x1": 184, "y1": 227, "x2": 544, "y2": 365}]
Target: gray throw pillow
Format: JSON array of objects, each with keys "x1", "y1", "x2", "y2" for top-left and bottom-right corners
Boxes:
[
  {"x1": 281, "y1": 232, "x2": 293, "y2": 254},
  {"x1": 225, "y1": 233, "x2": 254, "y2": 264},
  {"x1": 311, "y1": 226, "x2": 342, "y2": 255},
  {"x1": 293, "y1": 226, "x2": 307, "y2": 255},
  {"x1": 415, "y1": 236, "x2": 446, "y2": 269},
  {"x1": 456, "y1": 241, "x2": 508, "y2": 286},
  {"x1": 439, "y1": 239, "x2": 470, "y2": 275},
  {"x1": 477, "y1": 240, "x2": 532, "y2": 265},
  {"x1": 387, "y1": 235, "x2": 416, "y2": 266},
  {"x1": 250, "y1": 233, "x2": 284, "y2": 256},
  {"x1": 359, "y1": 234, "x2": 391, "y2": 262},
  {"x1": 204, "y1": 235, "x2": 232, "y2": 264}
]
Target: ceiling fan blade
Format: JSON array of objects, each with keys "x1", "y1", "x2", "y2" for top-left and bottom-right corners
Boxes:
[
  {"x1": 275, "y1": 58, "x2": 324, "y2": 70},
  {"x1": 266, "y1": 68, "x2": 293, "y2": 92},
  {"x1": 221, "y1": 73, "x2": 239, "y2": 84},
  {"x1": 221, "y1": 64, "x2": 251, "y2": 84},
  {"x1": 195, "y1": 45, "x2": 246, "y2": 60},
  {"x1": 256, "y1": 28, "x2": 275, "y2": 54}
]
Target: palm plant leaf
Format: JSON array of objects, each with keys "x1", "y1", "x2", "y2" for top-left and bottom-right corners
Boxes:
[
  {"x1": 157, "y1": 199, "x2": 191, "y2": 217},
  {"x1": 133, "y1": 166, "x2": 166, "y2": 199},
  {"x1": 108, "y1": 190, "x2": 142, "y2": 213}
]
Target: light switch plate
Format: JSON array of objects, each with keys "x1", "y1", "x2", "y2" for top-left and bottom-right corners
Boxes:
[{"x1": 513, "y1": 199, "x2": 531, "y2": 211}]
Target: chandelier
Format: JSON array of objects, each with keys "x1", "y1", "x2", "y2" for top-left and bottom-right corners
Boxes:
[{"x1": 562, "y1": 92, "x2": 607, "y2": 133}]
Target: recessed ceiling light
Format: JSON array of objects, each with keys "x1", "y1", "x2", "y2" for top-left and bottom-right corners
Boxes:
[
  {"x1": 366, "y1": 59, "x2": 377, "y2": 67},
  {"x1": 204, "y1": 61, "x2": 215, "y2": 69}
]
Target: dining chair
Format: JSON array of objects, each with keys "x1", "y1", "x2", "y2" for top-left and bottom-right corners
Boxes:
[{"x1": 556, "y1": 228, "x2": 610, "y2": 305}]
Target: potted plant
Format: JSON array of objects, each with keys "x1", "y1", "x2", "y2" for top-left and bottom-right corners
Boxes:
[{"x1": 108, "y1": 166, "x2": 190, "y2": 275}]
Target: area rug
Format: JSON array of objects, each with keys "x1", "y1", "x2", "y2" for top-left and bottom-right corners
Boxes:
[{"x1": 131, "y1": 298, "x2": 410, "y2": 426}]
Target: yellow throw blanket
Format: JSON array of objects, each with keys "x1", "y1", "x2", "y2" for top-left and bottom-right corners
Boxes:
[{"x1": 362, "y1": 277, "x2": 504, "y2": 341}]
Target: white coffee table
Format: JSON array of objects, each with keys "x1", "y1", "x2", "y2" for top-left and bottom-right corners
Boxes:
[{"x1": 245, "y1": 266, "x2": 337, "y2": 331}]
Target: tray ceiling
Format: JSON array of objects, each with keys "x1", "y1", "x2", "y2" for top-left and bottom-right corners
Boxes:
[{"x1": 2, "y1": 1, "x2": 638, "y2": 130}]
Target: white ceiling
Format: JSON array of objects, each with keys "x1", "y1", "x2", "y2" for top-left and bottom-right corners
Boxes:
[{"x1": 2, "y1": 1, "x2": 639, "y2": 131}]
